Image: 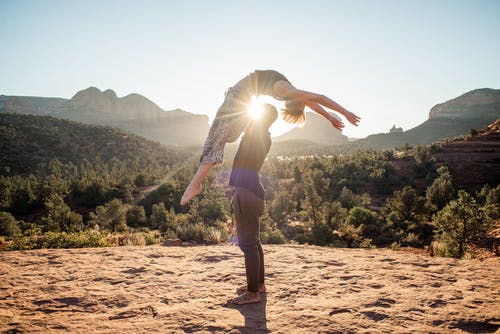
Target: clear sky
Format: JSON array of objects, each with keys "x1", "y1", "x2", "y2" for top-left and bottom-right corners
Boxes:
[{"x1": 1, "y1": 0, "x2": 499, "y2": 138}]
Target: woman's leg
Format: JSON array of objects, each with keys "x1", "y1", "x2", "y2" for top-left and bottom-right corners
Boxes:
[{"x1": 180, "y1": 162, "x2": 214, "y2": 205}]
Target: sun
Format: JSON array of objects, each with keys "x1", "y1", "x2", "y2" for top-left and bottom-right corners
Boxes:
[
  {"x1": 247, "y1": 95, "x2": 264, "y2": 119},
  {"x1": 246, "y1": 95, "x2": 296, "y2": 137}
]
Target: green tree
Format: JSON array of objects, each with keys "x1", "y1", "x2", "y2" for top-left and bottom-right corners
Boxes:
[
  {"x1": 337, "y1": 187, "x2": 371, "y2": 209},
  {"x1": 151, "y1": 202, "x2": 169, "y2": 230},
  {"x1": 384, "y1": 186, "x2": 427, "y2": 226},
  {"x1": 268, "y1": 190, "x2": 296, "y2": 229},
  {"x1": 42, "y1": 193, "x2": 83, "y2": 232},
  {"x1": 434, "y1": 190, "x2": 493, "y2": 258},
  {"x1": 302, "y1": 169, "x2": 328, "y2": 226},
  {"x1": 0, "y1": 211, "x2": 21, "y2": 236},
  {"x1": 89, "y1": 199, "x2": 128, "y2": 232},
  {"x1": 126, "y1": 205, "x2": 146, "y2": 228},
  {"x1": 426, "y1": 166, "x2": 454, "y2": 211},
  {"x1": 346, "y1": 206, "x2": 378, "y2": 227}
]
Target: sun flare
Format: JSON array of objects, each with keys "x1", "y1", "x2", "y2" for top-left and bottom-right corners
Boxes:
[
  {"x1": 247, "y1": 95, "x2": 264, "y2": 119},
  {"x1": 246, "y1": 95, "x2": 296, "y2": 137}
]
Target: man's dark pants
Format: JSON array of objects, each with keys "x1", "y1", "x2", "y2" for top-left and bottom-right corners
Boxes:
[{"x1": 231, "y1": 187, "x2": 265, "y2": 293}]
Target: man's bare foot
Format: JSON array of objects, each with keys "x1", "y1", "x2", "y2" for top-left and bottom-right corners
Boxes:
[
  {"x1": 236, "y1": 284, "x2": 266, "y2": 293},
  {"x1": 227, "y1": 291, "x2": 260, "y2": 305},
  {"x1": 180, "y1": 182, "x2": 202, "y2": 205}
]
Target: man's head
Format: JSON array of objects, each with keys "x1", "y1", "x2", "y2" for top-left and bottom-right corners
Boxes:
[{"x1": 260, "y1": 103, "x2": 278, "y2": 129}]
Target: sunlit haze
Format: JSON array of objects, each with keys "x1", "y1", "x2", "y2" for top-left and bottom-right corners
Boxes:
[
  {"x1": 247, "y1": 95, "x2": 265, "y2": 120},
  {"x1": 1, "y1": 0, "x2": 499, "y2": 138}
]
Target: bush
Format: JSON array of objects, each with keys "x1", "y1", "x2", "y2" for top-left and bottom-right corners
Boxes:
[
  {"x1": 391, "y1": 241, "x2": 401, "y2": 251},
  {"x1": 0, "y1": 211, "x2": 21, "y2": 236},
  {"x1": 89, "y1": 199, "x2": 128, "y2": 232},
  {"x1": 205, "y1": 227, "x2": 222, "y2": 244},
  {"x1": 261, "y1": 229, "x2": 287, "y2": 244},
  {"x1": 176, "y1": 223, "x2": 206, "y2": 243},
  {"x1": 308, "y1": 222, "x2": 332, "y2": 246},
  {"x1": 162, "y1": 229, "x2": 178, "y2": 240},
  {"x1": 434, "y1": 190, "x2": 493, "y2": 258},
  {"x1": 144, "y1": 231, "x2": 162, "y2": 245},
  {"x1": 426, "y1": 166, "x2": 454, "y2": 211},
  {"x1": 126, "y1": 205, "x2": 146, "y2": 228},
  {"x1": 346, "y1": 206, "x2": 377, "y2": 227},
  {"x1": 384, "y1": 186, "x2": 427, "y2": 225},
  {"x1": 6, "y1": 230, "x2": 108, "y2": 250},
  {"x1": 123, "y1": 232, "x2": 146, "y2": 246}
]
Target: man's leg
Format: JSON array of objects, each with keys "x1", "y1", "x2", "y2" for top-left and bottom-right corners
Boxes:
[
  {"x1": 228, "y1": 188, "x2": 264, "y2": 305},
  {"x1": 257, "y1": 241, "x2": 265, "y2": 286}
]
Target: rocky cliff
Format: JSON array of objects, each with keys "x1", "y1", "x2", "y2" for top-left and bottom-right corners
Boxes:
[
  {"x1": 354, "y1": 88, "x2": 500, "y2": 150},
  {"x1": 431, "y1": 119, "x2": 500, "y2": 190},
  {"x1": 429, "y1": 88, "x2": 500, "y2": 120}
]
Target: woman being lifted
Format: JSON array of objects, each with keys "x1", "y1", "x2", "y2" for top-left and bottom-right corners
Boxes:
[{"x1": 180, "y1": 69, "x2": 360, "y2": 205}]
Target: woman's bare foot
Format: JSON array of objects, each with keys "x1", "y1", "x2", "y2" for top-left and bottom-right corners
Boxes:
[
  {"x1": 236, "y1": 284, "x2": 266, "y2": 293},
  {"x1": 227, "y1": 291, "x2": 261, "y2": 305},
  {"x1": 180, "y1": 182, "x2": 202, "y2": 205}
]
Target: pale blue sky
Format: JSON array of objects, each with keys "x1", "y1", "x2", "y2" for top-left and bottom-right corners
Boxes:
[{"x1": 1, "y1": 0, "x2": 499, "y2": 137}]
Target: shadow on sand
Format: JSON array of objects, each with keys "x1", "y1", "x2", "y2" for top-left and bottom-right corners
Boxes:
[{"x1": 225, "y1": 294, "x2": 268, "y2": 333}]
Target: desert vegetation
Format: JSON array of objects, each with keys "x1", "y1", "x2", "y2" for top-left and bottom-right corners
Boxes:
[{"x1": 0, "y1": 113, "x2": 498, "y2": 258}]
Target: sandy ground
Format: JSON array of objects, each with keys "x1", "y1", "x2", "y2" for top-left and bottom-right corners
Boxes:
[{"x1": 0, "y1": 244, "x2": 499, "y2": 334}]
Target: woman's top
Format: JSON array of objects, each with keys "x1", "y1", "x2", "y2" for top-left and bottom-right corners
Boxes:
[
  {"x1": 199, "y1": 70, "x2": 289, "y2": 165},
  {"x1": 229, "y1": 124, "x2": 272, "y2": 200}
]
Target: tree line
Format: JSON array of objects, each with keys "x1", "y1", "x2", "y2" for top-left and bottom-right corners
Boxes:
[{"x1": 1, "y1": 142, "x2": 498, "y2": 258}]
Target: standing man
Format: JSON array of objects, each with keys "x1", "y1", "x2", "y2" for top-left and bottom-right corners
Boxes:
[{"x1": 227, "y1": 104, "x2": 278, "y2": 305}]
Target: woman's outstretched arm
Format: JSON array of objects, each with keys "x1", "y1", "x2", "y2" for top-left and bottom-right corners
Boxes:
[
  {"x1": 273, "y1": 80, "x2": 360, "y2": 126},
  {"x1": 306, "y1": 101, "x2": 345, "y2": 131}
]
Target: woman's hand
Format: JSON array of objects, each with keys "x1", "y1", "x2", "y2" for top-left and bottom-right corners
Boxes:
[
  {"x1": 329, "y1": 116, "x2": 345, "y2": 131},
  {"x1": 343, "y1": 111, "x2": 361, "y2": 126}
]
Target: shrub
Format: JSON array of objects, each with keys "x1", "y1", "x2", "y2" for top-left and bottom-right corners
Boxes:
[
  {"x1": 0, "y1": 211, "x2": 21, "y2": 237},
  {"x1": 126, "y1": 205, "x2": 146, "y2": 228},
  {"x1": 307, "y1": 222, "x2": 332, "y2": 246},
  {"x1": 205, "y1": 227, "x2": 222, "y2": 244},
  {"x1": 384, "y1": 186, "x2": 427, "y2": 225},
  {"x1": 6, "y1": 230, "x2": 108, "y2": 250},
  {"x1": 123, "y1": 232, "x2": 146, "y2": 246},
  {"x1": 89, "y1": 199, "x2": 128, "y2": 232},
  {"x1": 144, "y1": 231, "x2": 162, "y2": 245},
  {"x1": 468, "y1": 128, "x2": 478, "y2": 137},
  {"x1": 42, "y1": 193, "x2": 83, "y2": 232},
  {"x1": 176, "y1": 223, "x2": 206, "y2": 243},
  {"x1": 426, "y1": 166, "x2": 455, "y2": 211},
  {"x1": 162, "y1": 229, "x2": 178, "y2": 240},
  {"x1": 402, "y1": 232, "x2": 421, "y2": 247},
  {"x1": 391, "y1": 241, "x2": 401, "y2": 251},
  {"x1": 261, "y1": 229, "x2": 287, "y2": 244},
  {"x1": 345, "y1": 206, "x2": 382, "y2": 242},
  {"x1": 434, "y1": 190, "x2": 493, "y2": 258},
  {"x1": 359, "y1": 238, "x2": 375, "y2": 249}
]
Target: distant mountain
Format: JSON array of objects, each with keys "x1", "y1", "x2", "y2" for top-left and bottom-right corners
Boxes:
[
  {"x1": 0, "y1": 87, "x2": 209, "y2": 146},
  {"x1": 355, "y1": 88, "x2": 500, "y2": 150},
  {"x1": 274, "y1": 111, "x2": 348, "y2": 145}
]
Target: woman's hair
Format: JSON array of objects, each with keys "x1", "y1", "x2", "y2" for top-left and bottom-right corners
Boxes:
[{"x1": 281, "y1": 99, "x2": 306, "y2": 124}]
